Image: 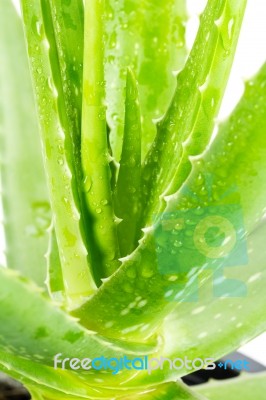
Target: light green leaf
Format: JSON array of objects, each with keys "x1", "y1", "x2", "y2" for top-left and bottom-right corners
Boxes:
[
  {"x1": 139, "y1": 0, "x2": 247, "y2": 235},
  {"x1": 0, "y1": 356, "x2": 205, "y2": 400},
  {"x1": 157, "y1": 61, "x2": 266, "y2": 369},
  {"x1": 1, "y1": 2, "x2": 265, "y2": 399},
  {"x1": 82, "y1": 0, "x2": 120, "y2": 280},
  {"x1": 0, "y1": 267, "x2": 163, "y2": 395},
  {"x1": 20, "y1": 0, "x2": 96, "y2": 306},
  {"x1": 167, "y1": 62, "x2": 266, "y2": 233},
  {"x1": 115, "y1": 69, "x2": 142, "y2": 257},
  {"x1": 73, "y1": 62, "x2": 266, "y2": 343},
  {"x1": 123, "y1": 381, "x2": 206, "y2": 400},
  {"x1": 46, "y1": 226, "x2": 64, "y2": 303},
  {"x1": 196, "y1": 373, "x2": 266, "y2": 400},
  {"x1": 0, "y1": 0, "x2": 50, "y2": 286},
  {"x1": 105, "y1": 0, "x2": 187, "y2": 160},
  {"x1": 161, "y1": 221, "x2": 266, "y2": 377}
]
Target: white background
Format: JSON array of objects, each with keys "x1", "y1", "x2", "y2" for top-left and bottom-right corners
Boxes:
[{"x1": 3, "y1": 0, "x2": 266, "y2": 366}]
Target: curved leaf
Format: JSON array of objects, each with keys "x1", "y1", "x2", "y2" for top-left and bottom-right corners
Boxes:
[
  {"x1": 161, "y1": 222, "x2": 266, "y2": 377},
  {"x1": 0, "y1": 267, "x2": 166, "y2": 394},
  {"x1": 73, "y1": 63, "x2": 266, "y2": 342},
  {"x1": 197, "y1": 373, "x2": 266, "y2": 400},
  {"x1": 82, "y1": 0, "x2": 120, "y2": 280},
  {"x1": 139, "y1": 0, "x2": 247, "y2": 236},
  {"x1": 123, "y1": 381, "x2": 206, "y2": 400},
  {"x1": 0, "y1": 0, "x2": 50, "y2": 286},
  {"x1": 20, "y1": 0, "x2": 97, "y2": 306},
  {"x1": 105, "y1": 0, "x2": 187, "y2": 160},
  {"x1": 114, "y1": 69, "x2": 142, "y2": 257},
  {"x1": 46, "y1": 226, "x2": 64, "y2": 302}
]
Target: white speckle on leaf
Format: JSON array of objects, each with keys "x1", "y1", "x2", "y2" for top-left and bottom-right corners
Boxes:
[
  {"x1": 168, "y1": 275, "x2": 178, "y2": 281},
  {"x1": 192, "y1": 306, "x2": 205, "y2": 315},
  {"x1": 198, "y1": 332, "x2": 207, "y2": 339},
  {"x1": 248, "y1": 273, "x2": 261, "y2": 283},
  {"x1": 140, "y1": 324, "x2": 150, "y2": 332},
  {"x1": 105, "y1": 321, "x2": 114, "y2": 328},
  {"x1": 138, "y1": 300, "x2": 147, "y2": 308},
  {"x1": 120, "y1": 308, "x2": 130, "y2": 316},
  {"x1": 164, "y1": 289, "x2": 174, "y2": 298},
  {"x1": 174, "y1": 290, "x2": 184, "y2": 300},
  {"x1": 122, "y1": 324, "x2": 143, "y2": 334},
  {"x1": 34, "y1": 354, "x2": 44, "y2": 360}
]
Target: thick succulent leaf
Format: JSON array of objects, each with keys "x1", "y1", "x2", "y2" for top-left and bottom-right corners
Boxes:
[
  {"x1": 0, "y1": 354, "x2": 135, "y2": 400},
  {"x1": 161, "y1": 221, "x2": 266, "y2": 377},
  {"x1": 114, "y1": 69, "x2": 142, "y2": 256},
  {"x1": 150, "y1": 63, "x2": 266, "y2": 373},
  {"x1": 20, "y1": 0, "x2": 96, "y2": 305},
  {"x1": 139, "y1": 0, "x2": 247, "y2": 235},
  {"x1": 0, "y1": 0, "x2": 50, "y2": 286},
  {"x1": 0, "y1": 353, "x2": 145, "y2": 400},
  {"x1": 196, "y1": 373, "x2": 266, "y2": 400},
  {"x1": 0, "y1": 267, "x2": 166, "y2": 395},
  {"x1": 105, "y1": 0, "x2": 187, "y2": 160},
  {"x1": 167, "y1": 62, "x2": 266, "y2": 233},
  {"x1": 46, "y1": 227, "x2": 64, "y2": 302},
  {"x1": 0, "y1": 267, "x2": 208, "y2": 395},
  {"x1": 0, "y1": 360, "x2": 205, "y2": 400},
  {"x1": 0, "y1": 353, "x2": 183, "y2": 398},
  {"x1": 0, "y1": 364, "x2": 80, "y2": 400},
  {"x1": 73, "y1": 63, "x2": 266, "y2": 342},
  {"x1": 123, "y1": 381, "x2": 206, "y2": 400},
  {"x1": 82, "y1": 0, "x2": 120, "y2": 280},
  {"x1": 44, "y1": 0, "x2": 84, "y2": 127}
]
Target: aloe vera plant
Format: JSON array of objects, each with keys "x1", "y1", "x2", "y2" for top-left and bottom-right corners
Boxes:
[{"x1": 0, "y1": 0, "x2": 265, "y2": 399}]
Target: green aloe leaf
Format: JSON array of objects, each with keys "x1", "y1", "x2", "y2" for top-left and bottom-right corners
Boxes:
[
  {"x1": 0, "y1": 360, "x2": 206, "y2": 400},
  {"x1": 114, "y1": 69, "x2": 142, "y2": 257},
  {"x1": 73, "y1": 62, "x2": 266, "y2": 342},
  {"x1": 1, "y1": 1, "x2": 265, "y2": 399},
  {"x1": 139, "y1": 0, "x2": 247, "y2": 236},
  {"x1": 123, "y1": 381, "x2": 206, "y2": 400},
  {"x1": 0, "y1": 0, "x2": 50, "y2": 286},
  {"x1": 20, "y1": 0, "x2": 96, "y2": 306},
  {"x1": 46, "y1": 227, "x2": 64, "y2": 302},
  {"x1": 161, "y1": 221, "x2": 266, "y2": 377},
  {"x1": 167, "y1": 62, "x2": 266, "y2": 234},
  {"x1": 154, "y1": 63, "x2": 266, "y2": 375},
  {"x1": 0, "y1": 267, "x2": 164, "y2": 395},
  {"x1": 82, "y1": 0, "x2": 120, "y2": 280},
  {"x1": 196, "y1": 373, "x2": 266, "y2": 400},
  {"x1": 105, "y1": 0, "x2": 187, "y2": 160}
]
